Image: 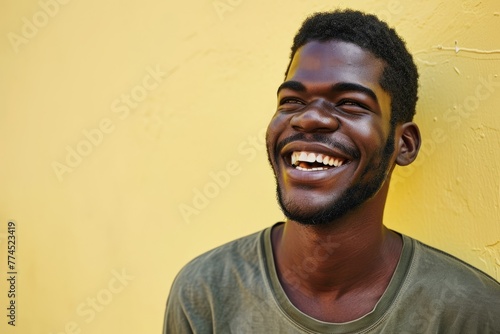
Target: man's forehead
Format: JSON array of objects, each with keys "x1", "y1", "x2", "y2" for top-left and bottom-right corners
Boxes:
[
  {"x1": 290, "y1": 40, "x2": 385, "y2": 69},
  {"x1": 285, "y1": 40, "x2": 387, "y2": 92}
]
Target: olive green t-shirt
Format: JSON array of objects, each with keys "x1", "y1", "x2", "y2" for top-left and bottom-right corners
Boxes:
[{"x1": 164, "y1": 224, "x2": 500, "y2": 333}]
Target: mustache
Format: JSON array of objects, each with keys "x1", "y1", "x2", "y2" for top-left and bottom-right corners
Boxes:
[{"x1": 275, "y1": 133, "x2": 360, "y2": 160}]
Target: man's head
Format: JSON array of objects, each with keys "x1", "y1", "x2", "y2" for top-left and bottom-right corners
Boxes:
[
  {"x1": 286, "y1": 10, "x2": 419, "y2": 126},
  {"x1": 266, "y1": 10, "x2": 421, "y2": 226}
]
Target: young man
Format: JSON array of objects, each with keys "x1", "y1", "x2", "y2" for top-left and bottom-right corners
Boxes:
[{"x1": 164, "y1": 10, "x2": 500, "y2": 333}]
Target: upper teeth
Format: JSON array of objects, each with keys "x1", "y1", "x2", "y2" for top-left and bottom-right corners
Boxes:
[{"x1": 291, "y1": 151, "x2": 345, "y2": 168}]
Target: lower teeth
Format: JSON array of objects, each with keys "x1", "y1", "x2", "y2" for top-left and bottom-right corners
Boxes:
[{"x1": 296, "y1": 166, "x2": 329, "y2": 171}]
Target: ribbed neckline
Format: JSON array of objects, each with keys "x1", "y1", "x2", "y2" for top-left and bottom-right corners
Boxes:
[{"x1": 260, "y1": 222, "x2": 414, "y2": 333}]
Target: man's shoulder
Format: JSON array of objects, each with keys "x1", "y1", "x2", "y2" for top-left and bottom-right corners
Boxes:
[
  {"x1": 172, "y1": 228, "x2": 266, "y2": 289},
  {"x1": 408, "y1": 236, "x2": 499, "y2": 301},
  {"x1": 389, "y1": 236, "x2": 500, "y2": 332}
]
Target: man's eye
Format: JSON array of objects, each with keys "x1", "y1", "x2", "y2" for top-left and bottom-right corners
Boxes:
[
  {"x1": 338, "y1": 100, "x2": 360, "y2": 107},
  {"x1": 336, "y1": 99, "x2": 369, "y2": 111},
  {"x1": 280, "y1": 98, "x2": 304, "y2": 105}
]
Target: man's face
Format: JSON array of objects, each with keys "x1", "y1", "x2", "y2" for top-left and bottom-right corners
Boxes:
[{"x1": 266, "y1": 40, "x2": 397, "y2": 225}]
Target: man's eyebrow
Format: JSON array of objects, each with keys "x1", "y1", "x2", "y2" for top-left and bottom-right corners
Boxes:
[
  {"x1": 277, "y1": 81, "x2": 379, "y2": 103},
  {"x1": 332, "y1": 82, "x2": 378, "y2": 103},
  {"x1": 277, "y1": 81, "x2": 307, "y2": 95}
]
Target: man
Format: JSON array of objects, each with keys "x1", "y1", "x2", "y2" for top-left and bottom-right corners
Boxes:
[{"x1": 164, "y1": 10, "x2": 500, "y2": 333}]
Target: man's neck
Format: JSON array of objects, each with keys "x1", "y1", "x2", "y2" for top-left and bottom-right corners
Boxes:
[{"x1": 271, "y1": 206, "x2": 403, "y2": 322}]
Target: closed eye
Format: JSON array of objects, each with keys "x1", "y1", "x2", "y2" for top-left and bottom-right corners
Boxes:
[
  {"x1": 280, "y1": 97, "x2": 305, "y2": 105},
  {"x1": 336, "y1": 99, "x2": 371, "y2": 112}
]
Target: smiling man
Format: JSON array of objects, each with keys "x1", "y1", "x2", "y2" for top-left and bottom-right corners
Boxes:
[{"x1": 164, "y1": 10, "x2": 500, "y2": 333}]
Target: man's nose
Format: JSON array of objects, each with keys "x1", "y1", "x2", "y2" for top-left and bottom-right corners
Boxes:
[{"x1": 290, "y1": 100, "x2": 339, "y2": 133}]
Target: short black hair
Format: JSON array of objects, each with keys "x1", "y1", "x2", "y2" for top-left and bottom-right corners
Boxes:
[{"x1": 286, "y1": 10, "x2": 419, "y2": 124}]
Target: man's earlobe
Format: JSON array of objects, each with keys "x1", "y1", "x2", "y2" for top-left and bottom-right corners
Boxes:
[{"x1": 396, "y1": 122, "x2": 421, "y2": 166}]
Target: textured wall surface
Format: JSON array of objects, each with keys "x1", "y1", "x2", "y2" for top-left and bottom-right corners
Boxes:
[{"x1": 1, "y1": 0, "x2": 499, "y2": 333}]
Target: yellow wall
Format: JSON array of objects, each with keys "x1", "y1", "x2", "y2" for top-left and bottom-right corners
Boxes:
[{"x1": 1, "y1": 0, "x2": 499, "y2": 333}]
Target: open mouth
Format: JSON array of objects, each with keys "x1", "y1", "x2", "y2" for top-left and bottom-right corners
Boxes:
[{"x1": 289, "y1": 151, "x2": 347, "y2": 171}]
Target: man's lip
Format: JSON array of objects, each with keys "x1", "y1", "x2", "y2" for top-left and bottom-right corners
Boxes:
[
  {"x1": 280, "y1": 141, "x2": 354, "y2": 165},
  {"x1": 283, "y1": 162, "x2": 348, "y2": 184}
]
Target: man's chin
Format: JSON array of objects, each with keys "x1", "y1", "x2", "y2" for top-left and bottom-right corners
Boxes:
[
  {"x1": 284, "y1": 215, "x2": 337, "y2": 226},
  {"x1": 283, "y1": 210, "x2": 350, "y2": 226},
  {"x1": 277, "y1": 193, "x2": 349, "y2": 226},
  {"x1": 276, "y1": 178, "x2": 382, "y2": 226}
]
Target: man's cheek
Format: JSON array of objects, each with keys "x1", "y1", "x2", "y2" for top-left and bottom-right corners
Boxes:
[
  {"x1": 348, "y1": 121, "x2": 386, "y2": 151},
  {"x1": 265, "y1": 120, "x2": 282, "y2": 151}
]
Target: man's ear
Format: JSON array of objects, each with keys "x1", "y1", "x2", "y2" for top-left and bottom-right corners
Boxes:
[{"x1": 395, "y1": 122, "x2": 421, "y2": 166}]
